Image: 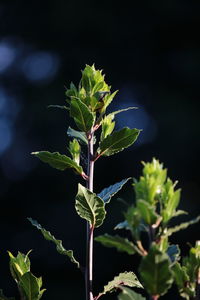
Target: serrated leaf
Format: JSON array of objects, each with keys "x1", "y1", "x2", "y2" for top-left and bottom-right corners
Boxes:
[
  {"x1": 8, "y1": 251, "x2": 31, "y2": 282},
  {"x1": 172, "y1": 262, "x2": 194, "y2": 299},
  {"x1": 47, "y1": 105, "x2": 69, "y2": 110},
  {"x1": 68, "y1": 139, "x2": 81, "y2": 165},
  {"x1": 95, "y1": 234, "x2": 135, "y2": 255},
  {"x1": 0, "y1": 290, "x2": 15, "y2": 300},
  {"x1": 70, "y1": 98, "x2": 95, "y2": 132},
  {"x1": 137, "y1": 200, "x2": 160, "y2": 225},
  {"x1": 75, "y1": 184, "x2": 106, "y2": 228},
  {"x1": 67, "y1": 126, "x2": 88, "y2": 144},
  {"x1": 19, "y1": 272, "x2": 45, "y2": 300},
  {"x1": 98, "y1": 127, "x2": 140, "y2": 157},
  {"x1": 107, "y1": 107, "x2": 137, "y2": 119},
  {"x1": 98, "y1": 272, "x2": 143, "y2": 297},
  {"x1": 31, "y1": 151, "x2": 83, "y2": 175},
  {"x1": 164, "y1": 216, "x2": 200, "y2": 237},
  {"x1": 118, "y1": 287, "x2": 146, "y2": 300},
  {"x1": 100, "y1": 114, "x2": 115, "y2": 141},
  {"x1": 27, "y1": 218, "x2": 80, "y2": 268},
  {"x1": 98, "y1": 178, "x2": 131, "y2": 203},
  {"x1": 139, "y1": 244, "x2": 173, "y2": 296}
]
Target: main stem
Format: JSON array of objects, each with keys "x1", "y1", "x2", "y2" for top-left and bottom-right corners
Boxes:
[{"x1": 86, "y1": 131, "x2": 94, "y2": 300}]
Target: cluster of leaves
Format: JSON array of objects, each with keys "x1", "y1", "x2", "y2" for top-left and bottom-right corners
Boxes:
[
  {"x1": 0, "y1": 252, "x2": 45, "y2": 300},
  {"x1": 32, "y1": 64, "x2": 140, "y2": 178},
  {"x1": 96, "y1": 158, "x2": 200, "y2": 299}
]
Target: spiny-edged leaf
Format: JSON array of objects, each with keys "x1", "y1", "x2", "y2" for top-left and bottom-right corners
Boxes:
[
  {"x1": 70, "y1": 98, "x2": 95, "y2": 132},
  {"x1": 27, "y1": 218, "x2": 80, "y2": 268},
  {"x1": 139, "y1": 243, "x2": 173, "y2": 296},
  {"x1": 167, "y1": 244, "x2": 181, "y2": 265},
  {"x1": 118, "y1": 287, "x2": 146, "y2": 300},
  {"x1": 67, "y1": 126, "x2": 88, "y2": 144},
  {"x1": 137, "y1": 200, "x2": 160, "y2": 225},
  {"x1": 164, "y1": 215, "x2": 200, "y2": 237},
  {"x1": 8, "y1": 251, "x2": 31, "y2": 282},
  {"x1": 19, "y1": 272, "x2": 46, "y2": 300},
  {"x1": 47, "y1": 104, "x2": 69, "y2": 110},
  {"x1": 101, "y1": 90, "x2": 118, "y2": 113},
  {"x1": 75, "y1": 184, "x2": 106, "y2": 228},
  {"x1": 98, "y1": 178, "x2": 131, "y2": 203},
  {"x1": 98, "y1": 272, "x2": 143, "y2": 297},
  {"x1": 0, "y1": 290, "x2": 15, "y2": 300},
  {"x1": 31, "y1": 151, "x2": 83, "y2": 175},
  {"x1": 98, "y1": 127, "x2": 140, "y2": 157},
  {"x1": 172, "y1": 262, "x2": 194, "y2": 299},
  {"x1": 107, "y1": 107, "x2": 137, "y2": 119},
  {"x1": 95, "y1": 234, "x2": 135, "y2": 255}
]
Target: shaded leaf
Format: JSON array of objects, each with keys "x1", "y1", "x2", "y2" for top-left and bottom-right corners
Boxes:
[
  {"x1": 172, "y1": 262, "x2": 194, "y2": 299},
  {"x1": 118, "y1": 287, "x2": 146, "y2": 300},
  {"x1": 70, "y1": 98, "x2": 95, "y2": 132},
  {"x1": 31, "y1": 151, "x2": 83, "y2": 175},
  {"x1": 0, "y1": 290, "x2": 15, "y2": 300},
  {"x1": 164, "y1": 216, "x2": 200, "y2": 237},
  {"x1": 47, "y1": 105, "x2": 69, "y2": 110},
  {"x1": 67, "y1": 126, "x2": 88, "y2": 144},
  {"x1": 139, "y1": 244, "x2": 173, "y2": 296},
  {"x1": 114, "y1": 220, "x2": 130, "y2": 231},
  {"x1": 98, "y1": 127, "x2": 140, "y2": 157},
  {"x1": 75, "y1": 184, "x2": 106, "y2": 228},
  {"x1": 95, "y1": 234, "x2": 135, "y2": 255},
  {"x1": 27, "y1": 218, "x2": 80, "y2": 268},
  {"x1": 98, "y1": 272, "x2": 143, "y2": 297},
  {"x1": 98, "y1": 178, "x2": 131, "y2": 203},
  {"x1": 137, "y1": 200, "x2": 159, "y2": 225},
  {"x1": 19, "y1": 272, "x2": 45, "y2": 300}
]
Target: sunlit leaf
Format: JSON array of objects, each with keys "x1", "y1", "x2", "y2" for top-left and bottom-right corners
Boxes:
[
  {"x1": 75, "y1": 184, "x2": 106, "y2": 228},
  {"x1": 164, "y1": 216, "x2": 200, "y2": 237},
  {"x1": 98, "y1": 178, "x2": 131, "y2": 203},
  {"x1": 27, "y1": 218, "x2": 80, "y2": 268},
  {"x1": 67, "y1": 126, "x2": 88, "y2": 144},
  {"x1": 95, "y1": 234, "x2": 135, "y2": 255},
  {"x1": 98, "y1": 272, "x2": 143, "y2": 297},
  {"x1": 31, "y1": 151, "x2": 83, "y2": 175},
  {"x1": 70, "y1": 98, "x2": 95, "y2": 132},
  {"x1": 98, "y1": 127, "x2": 140, "y2": 157},
  {"x1": 136, "y1": 200, "x2": 160, "y2": 225}
]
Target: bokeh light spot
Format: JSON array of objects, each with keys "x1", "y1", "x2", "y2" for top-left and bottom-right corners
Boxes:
[
  {"x1": 22, "y1": 51, "x2": 60, "y2": 83},
  {"x1": 0, "y1": 42, "x2": 16, "y2": 73}
]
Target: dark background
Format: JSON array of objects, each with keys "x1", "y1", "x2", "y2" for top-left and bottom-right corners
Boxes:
[{"x1": 0, "y1": 1, "x2": 200, "y2": 299}]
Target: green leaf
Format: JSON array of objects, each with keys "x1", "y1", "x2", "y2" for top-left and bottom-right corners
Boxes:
[
  {"x1": 164, "y1": 215, "x2": 200, "y2": 237},
  {"x1": 107, "y1": 107, "x2": 137, "y2": 119},
  {"x1": 98, "y1": 272, "x2": 143, "y2": 297},
  {"x1": 75, "y1": 184, "x2": 106, "y2": 228},
  {"x1": 47, "y1": 105, "x2": 69, "y2": 110},
  {"x1": 19, "y1": 272, "x2": 46, "y2": 300},
  {"x1": 31, "y1": 151, "x2": 83, "y2": 175},
  {"x1": 27, "y1": 218, "x2": 80, "y2": 268},
  {"x1": 100, "y1": 114, "x2": 115, "y2": 141},
  {"x1": 8, "y1": 251, "x2": 31, "y2": 282},
  {"x1": 68, "y1": 139, "x2": 81, "y2": 165},
  {"x1": 0, "y1": 290, "x2": 15, "y2": 300},
  {"x1": 70, "y1": 98, "x2": 95, "y2": 132},
  {"x1": 139, "y1": 244, "x2": 173, "y2": 296},
  {"x1": 98, "y1": 127, "x2": 140, "y2": 157},
  {"x1": 172, "y1": 262, "x2": 194, "y2": 299},
  {"x1": 67, "y1": 126, "x2": 88, "y2": 144},
  {"x1": 137, "y1": 200, "x2": 160, "y2": 225},
  {"x1": 118, "y1": 287, "x2": 146, "y2": 300},
  {"x1": 98, "y1": 178, "x2": 131, "y2": 203},
  {"x1": 95, "y1": 234, "x2": 135, "y2": 255}
]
